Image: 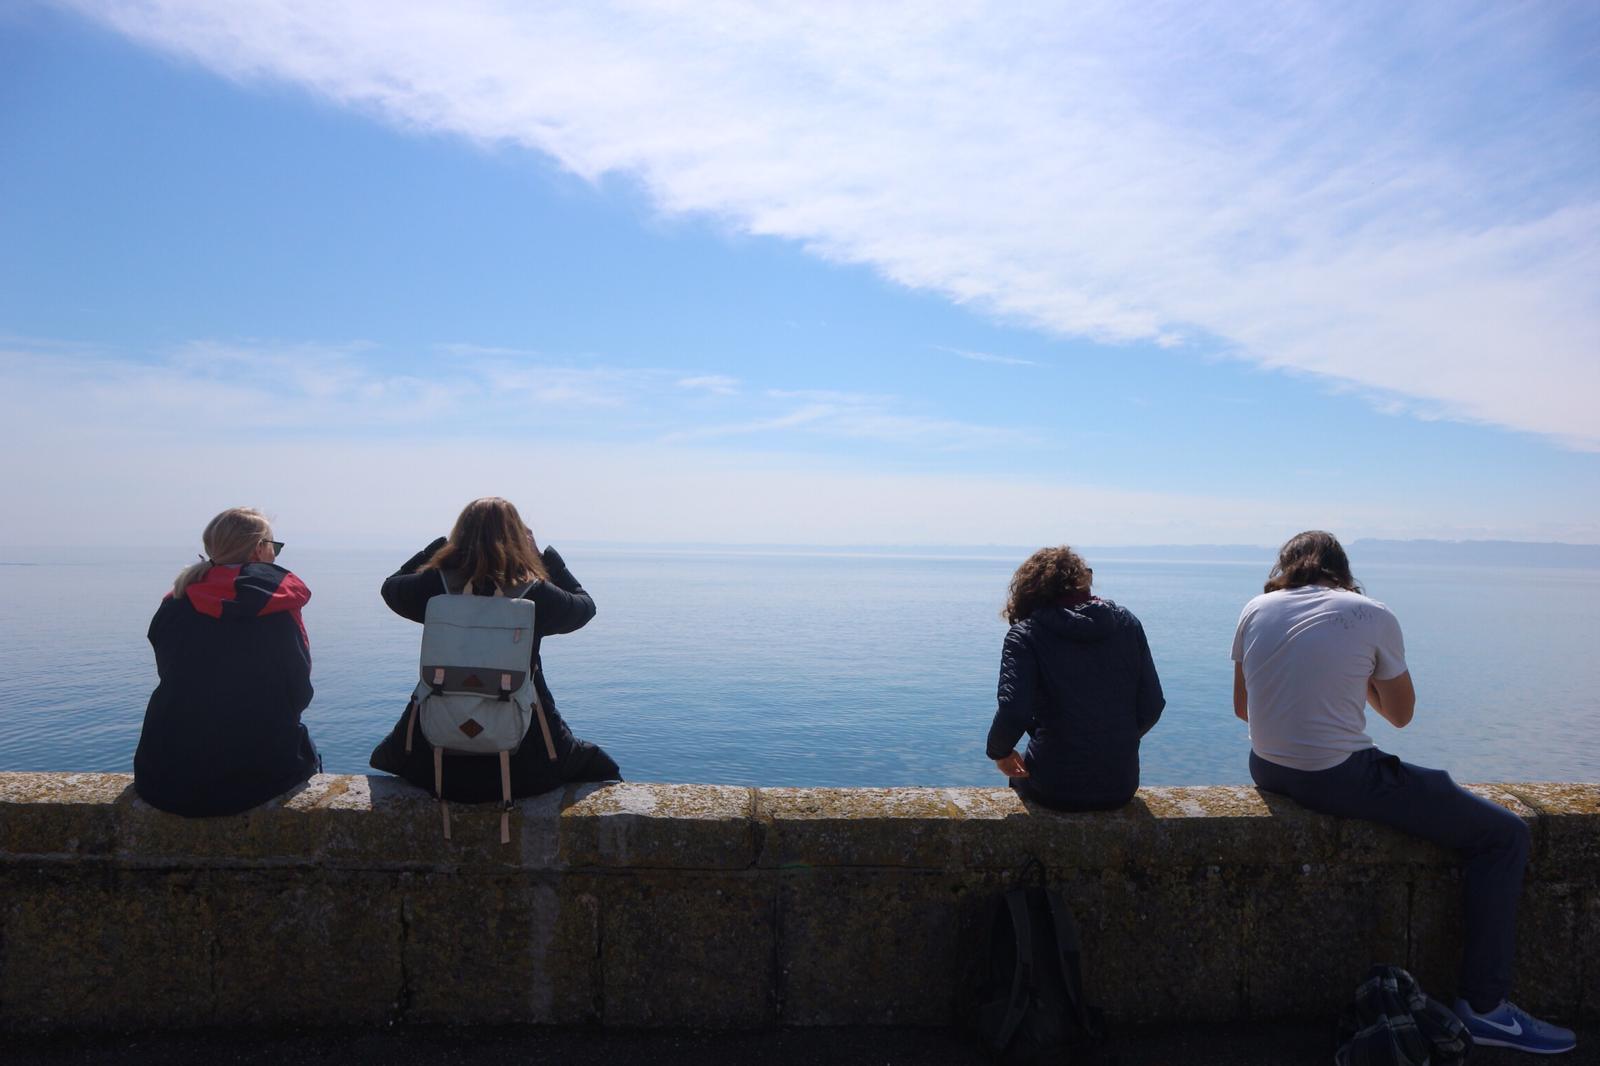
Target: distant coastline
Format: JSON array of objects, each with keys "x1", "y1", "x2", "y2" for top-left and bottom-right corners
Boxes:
[
  {"x1": 561, "y1": 539, "x2": 1600, "y2": 570},
  {"x1": 3, "y1": 539, "x2": 1599, "y2": 570}
]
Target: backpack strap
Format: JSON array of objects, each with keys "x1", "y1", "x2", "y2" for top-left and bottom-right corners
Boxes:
[
  {"x1": 433, "y1": 746, "x2": 451, "y2": 841},
  {"x1": 499, "y1": 750, "x2": 513, "y2": 845},
  {"x1": 993, "y1": 889, "x2": 1036, "y2": 1053},
  {"x1": 532, "y1": 687, "x2": 558, "y2": 761},
  {"x1": 1044, "y1": 890, "x2": 1095, "y2": 1034},
  {"x1": 403, "y1": 694, "x2": 418, "y2": 754}
]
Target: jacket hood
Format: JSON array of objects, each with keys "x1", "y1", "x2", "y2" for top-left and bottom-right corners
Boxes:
[
  {"x1": 181, "y1": 562, "x2": 311, "y2": 621},
  {"x1": 1028, "y1": 598, "x2": 1119, "y2": 643}
]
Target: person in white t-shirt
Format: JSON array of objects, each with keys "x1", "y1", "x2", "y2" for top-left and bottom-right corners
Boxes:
[{"x1": 1232, "y1": 531, "x2": 1574, "y2": 1055}]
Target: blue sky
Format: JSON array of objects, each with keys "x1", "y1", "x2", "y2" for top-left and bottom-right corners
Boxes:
[{"x1": 2, "y1": 1, "x2": 1598, "y2": 548}]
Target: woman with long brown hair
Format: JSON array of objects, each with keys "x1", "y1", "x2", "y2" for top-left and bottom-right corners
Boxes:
[
  {"x1": 985, "y1": 545, "x2": 1164, "y2": 810},
  {"x1": 135, "y1": 507, "x2": 319, "y2": 816},
  {"x1": 1232, "y1": 531, "x2": 1572, "y2": 1053},
  {"x1": 368, "y1": 497, "x2": 620, "y2": 798}
]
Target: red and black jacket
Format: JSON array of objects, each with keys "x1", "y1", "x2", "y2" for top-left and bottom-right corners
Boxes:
[{"x1": 134, "y1": 562, "x2": 318, "y2": 817}]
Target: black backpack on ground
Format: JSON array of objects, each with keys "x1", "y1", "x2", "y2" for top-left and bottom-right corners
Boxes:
[
  {"x1": 1334, "y1": 965, "x2": 1472, "y2": 1066},
  {"x1": 973, "y1": 870, "x2": 1112, "y2": 1064}
]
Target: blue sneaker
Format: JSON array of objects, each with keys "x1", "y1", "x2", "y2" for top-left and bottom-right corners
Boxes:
[{"x1": 1453, "y1": 999, "x2": 1576, "y2": 1054}]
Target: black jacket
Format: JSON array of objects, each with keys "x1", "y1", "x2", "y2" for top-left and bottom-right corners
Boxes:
[
  {"x1": 369, "y1": 539, "x2": 617, "y2": 800},
  {"x1": 985, "y1": 599, "x2": 1164, "y2": 810},
  {"x1": 134, "y1": 563, "x2": 318, "y2": 817}
]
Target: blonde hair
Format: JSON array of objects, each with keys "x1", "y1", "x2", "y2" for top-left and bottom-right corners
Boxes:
[
  {"x1": 171, "y1": 507, "x2": 274, "y2": 598},
  {"x1": 422, "y1": 497, "x2": 548, "y2": 590}
]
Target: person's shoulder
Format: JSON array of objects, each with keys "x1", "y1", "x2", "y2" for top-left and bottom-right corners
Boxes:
[
  {"x1": 1093, "y1": 598, "x2": 1142, "y2": 626},
  {"x1": 1004, "y1": 617, "x2": 1037, "y2": 642},
  {"x1": 1238, "y1": 589, "x2": 1281, "y2": 615}
]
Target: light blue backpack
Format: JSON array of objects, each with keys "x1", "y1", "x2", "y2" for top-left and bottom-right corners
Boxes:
[{"x1": 403, "y1": 570, "x2": 557, "y2": 842}]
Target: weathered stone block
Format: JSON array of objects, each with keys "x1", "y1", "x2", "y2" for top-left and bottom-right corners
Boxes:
[
  {"x1": 117, "y1": 781, "x2": 327, "y2": 865},
  {"x1": 209, "y1": 871, "x2": 403, "y2": 1025},
  {"x1": 0, "y1": 866, "x2": 212, "y2": 1030},
  {"x1": 598, "y1": 873, "x2": 774, "y2": 1027},
  {"x1": 1141, "y1": 786, "x2": 1340, "y2": 869},
  {"x1": 1069, "y1": 871, "x2": 1247, "y2": 1023},
  {"x1": 1510, "y1": 881, "x2": 1583, "y2": 1019},
  {"x1": 1582, "y1": 889, "x2": 1599, "y2": 1021},
  {"x1": 759, "y1": 787, "x2": 962, "y2": 869},
  {"x1": 310, "y1": 775, "x2": 545, "y2": 870},
  {"x1": 954, "y1": 793, "x2": 1154, "y2": 872},
  {"x1": 562, "y1": 783, "x2": 756, "y2": 869},
  {"x1": 1505, "y1": 782, "x2": 1600, "y2": 882},
  {"x1": 778, "y1": 868, "x2": 967, "y2": 1025},
  {"x1": 1243, "y1": 877, "x2": 1408, "y2": 1017},
  {"x1": 1405, "y1": 872, "x2": 1466, "y2": 1002},
  {"x1": 0, "y1": 772, "x2": 128, "y2": 858},
  {"x1": 400, "y1": 872, "x2": 598, "y2": 1024}
]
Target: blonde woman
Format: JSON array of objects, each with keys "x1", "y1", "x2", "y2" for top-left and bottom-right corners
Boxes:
[
  {"x1": 368, "y1": 497, "x2": 620, "y2": 799},
  {"x1": 134, "y1": 507, "x2": 319, "y2": 816}
]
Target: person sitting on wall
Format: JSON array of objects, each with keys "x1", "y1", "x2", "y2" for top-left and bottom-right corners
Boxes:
[
  {"x1": 134, "y1": 507, "x2": 320, "y2": 816},
  {"x1": 1232, "y1": 530, "x2": 1575, "y2": 1055},
  {"x1": 369, "y1": 496, "x2": 621, "y2": 798},
  {"x1": 985, "y1": 545, "x2": 1165, "y2": 810}
]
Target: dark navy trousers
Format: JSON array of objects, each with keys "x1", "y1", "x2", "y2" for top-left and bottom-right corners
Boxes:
[{"x1": 1250, "y1": 747, "x2": 1530, "y2": 1008}]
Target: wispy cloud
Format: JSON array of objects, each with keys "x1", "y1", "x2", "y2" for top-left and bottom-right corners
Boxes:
[
  {"x1": 664, "y1": 389, "x2": 1023, "y2": 450},
  {"x1": 61, "y1": 0, "x2": 1600, "y2": 446},
  {"x1": 1, "y1": 337, "x2": 1024, "y2": 452},
  {"x1": 936, "y1": 345, "x2": 1038, "y2": 368},
  {"x1": 677, "y1": 374, "x2": 739, "y2": 396}
]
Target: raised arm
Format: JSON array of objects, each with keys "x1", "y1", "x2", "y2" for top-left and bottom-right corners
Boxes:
[
  {"x1": 528, "y1": 545, "x2": 596, "y2": 636},
  {"x1": 380, "y1": 537, "x2": 448, "y2": 623},
  {"x1": 1367, "y1": 671, "x2": 1416, "y2": 728},
  {"x1": 986, "y1": 627, "x2": 1039, "y2": 776}
]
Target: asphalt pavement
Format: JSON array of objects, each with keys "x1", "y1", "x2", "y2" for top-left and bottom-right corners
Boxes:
[{"x1": 8, "y1": 1021, "x2": 1600, "y2": 1066}]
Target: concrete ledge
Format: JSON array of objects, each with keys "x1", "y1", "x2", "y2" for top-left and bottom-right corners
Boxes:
[{"x1": 1, "y1": 773, "x2": 1595, "y2": 1031}]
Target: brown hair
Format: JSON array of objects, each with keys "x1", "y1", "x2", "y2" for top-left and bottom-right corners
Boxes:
[
  {"x1": 1003, "y1": 545, "x2": 1092, "y2": 624},
  {"x1": 422, "y1": 497, "x2": 549, "y2": 590},
  {"x1": 172, "y1": 507, "x2": 274, "y2": 598},
  {"x1": 1264, "y1": 530, "x2": 1361, "y2": 594}
]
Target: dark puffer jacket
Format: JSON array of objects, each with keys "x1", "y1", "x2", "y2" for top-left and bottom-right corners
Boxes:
[
  {"x1": 135, "y1": 562, "x2": 319, "y2": 817},
  {"x1": 985, "y1": 599, "x2": 1164, "y2": 810},
  {"x1": 368, "y1": 539, "x2": 620, "y2": 801}
]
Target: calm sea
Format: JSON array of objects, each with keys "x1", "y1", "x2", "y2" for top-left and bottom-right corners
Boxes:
[{"x1": 2, "y1": 547, "x2": 1597, "y2": 786}]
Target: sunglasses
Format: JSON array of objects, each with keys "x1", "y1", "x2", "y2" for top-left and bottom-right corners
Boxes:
[{"x1": 266, "y1": 540, "x2": 285, "y2": 555}]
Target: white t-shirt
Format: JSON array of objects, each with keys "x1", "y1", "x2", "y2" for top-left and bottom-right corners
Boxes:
[{"x1": 1231, "y1": 585, "x2": 1408, "y2": 772}]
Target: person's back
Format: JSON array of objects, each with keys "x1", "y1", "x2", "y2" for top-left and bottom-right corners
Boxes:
[
  {"x1": 134, "y1": 509, "x2": 318, "y2": 817},
  {"x1": 987, "y1": 546, "x2": 1164, "y2": 810},
  {"x1": 368, "y1": 497, "x2": 620, "y2": 801},
  {"x1": 1233, "y1": 531, "x2": 1575, "y2": 1055},
  {"x1": 1234, "y1": 584, "x2": 1403, "y2": 771}
]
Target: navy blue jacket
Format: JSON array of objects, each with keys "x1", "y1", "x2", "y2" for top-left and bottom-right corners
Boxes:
[
  {"x1": 986, "y1": 599, "x2": 1164, "y2": 809},
  {"x1": 134, "y1": 563, "x2": 318, "y2": 817},
  {"x1": 369, "y1": 540, "x2": 617, "y2": 801}
]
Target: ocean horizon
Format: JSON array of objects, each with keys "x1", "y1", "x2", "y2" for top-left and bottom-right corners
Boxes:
[{"x1": 3, "y1": 542, "x2": 1598, "y2": 789}]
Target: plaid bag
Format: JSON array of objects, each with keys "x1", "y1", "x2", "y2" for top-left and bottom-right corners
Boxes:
[{"x1": 1335, "y1": 965, "x2": 1472, "y2": 1066}]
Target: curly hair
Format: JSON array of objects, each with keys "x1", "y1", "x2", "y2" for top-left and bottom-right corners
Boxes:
[
  {"x1": 1004, "y1": 545, "x2": 1092, "y2": 624},
  {"x1": 1263, "y1": 530, "x2": 1361, "y2": 594}
]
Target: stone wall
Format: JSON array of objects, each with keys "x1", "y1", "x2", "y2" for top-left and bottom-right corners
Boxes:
[{"x1": 1, "y1": 773, "x2": 1595, "y2": 1032}]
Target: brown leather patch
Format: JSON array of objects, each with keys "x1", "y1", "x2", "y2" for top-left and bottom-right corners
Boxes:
[
  {"x1": 462, "y1": 673, "x2": 484, "y2": 689},
  {"x1": 459, "y1": 719, "x2": 484, "y2": 738}
]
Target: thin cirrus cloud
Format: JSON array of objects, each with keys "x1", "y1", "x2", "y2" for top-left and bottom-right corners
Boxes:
[
  {"x1": 936, "y1": 346, "x2": 1039, "y2": 368},
  {"x1": 65, "y1": 0, "x2": 1600, "y2": 448},
  {"x1": 2, "y1": 338, "x2": 1021, "y2": 452}
]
